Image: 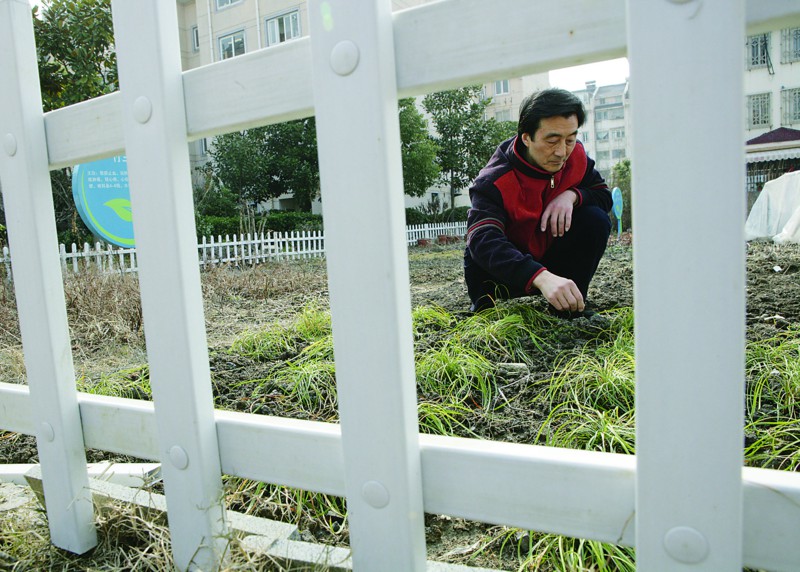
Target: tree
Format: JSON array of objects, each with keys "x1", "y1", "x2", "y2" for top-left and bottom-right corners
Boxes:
[
  {"x1": 422, "y1": 86, "x2": 515, "y2": 210},
  {"x1": 208, "y1": 102, "x2": 441, "y2": 213},
  {"x1": 27, "y1": 0, "x2": 118, "y2": 244},
  {"x1": 206, "y1": 127, "x2": 273, "y2": 207},
  {"x1": 398, "y1": 98, "x2": 440, "y2": 197},
  {"x1": 34, "y1": 0, "x2": 117, "y2": 113},
  {"x1": 610, "y1": 158, "x2": 632, "y2": 231},
  {"x1": 207, "y1": 118, "x2": 320, "y2": 212},
  {"x1": 260, "y1": 118, "x2": 320, "y2": 212}
]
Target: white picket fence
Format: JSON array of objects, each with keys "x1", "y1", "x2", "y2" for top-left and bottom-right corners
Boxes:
[
  {"x1": 0, "y1": 222, "x2": 465, "y2": 277},
  {"x1": 2, "y1": 1, "x2": 800, "y2": 571}
]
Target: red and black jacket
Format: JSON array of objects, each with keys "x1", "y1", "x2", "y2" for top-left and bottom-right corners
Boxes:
[{"x1": 466, "y1": 136, "x2": 611, "y2": 294}]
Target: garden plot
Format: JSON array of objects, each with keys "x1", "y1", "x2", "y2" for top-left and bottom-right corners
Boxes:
[{"x1": 1, "y1": 239, "x2": 799, "y2": 570}]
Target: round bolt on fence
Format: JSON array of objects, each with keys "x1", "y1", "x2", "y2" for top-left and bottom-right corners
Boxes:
[
  {"x1": 330, "y1": 40, "x2": 360, "y2": 76},
  {"x1": 3, "y1": 133, "x2": 17, "y2": 157},
  {"x1": 168, "y1": 445, "x2": 189, "y2": 470},
  {"x1": 40, "y1": 422, "x2": 55, "y2": 443},
  {"x1": 362, "y1": 481, "x2": 390, "y2": 508},
  {"x1": 133, "y1": 96, "x2": 153, "y2": 124},
  {"x1": 663, "y1": 526, "x2": 709, "y2": 564}
]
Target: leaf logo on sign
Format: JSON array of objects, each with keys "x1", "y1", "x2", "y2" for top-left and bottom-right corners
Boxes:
[{"x1": 104, "y1": 198, "x2": 133, "y2": 222}]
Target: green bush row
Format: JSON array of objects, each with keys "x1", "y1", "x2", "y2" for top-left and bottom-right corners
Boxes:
[
  {"x1": 197, "y1": 208, "x2": 470, "y2": 238},
  {"x1": 405, "y1": 206, "x2": 470, "y2": 225},
  {"x1": 196, "y1": 212, "x2": 324, "y2": 238}
]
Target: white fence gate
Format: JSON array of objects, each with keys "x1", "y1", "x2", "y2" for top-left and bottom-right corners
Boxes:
[{"x1": 1, "y1": 0, "x2": 799, "y2": 570}]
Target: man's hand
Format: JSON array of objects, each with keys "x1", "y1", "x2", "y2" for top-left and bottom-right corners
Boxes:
[
  {"x1": 532, "y1": 270, "x2": 585, "y2": 312},
  {"x1": 540, "y1": 189, "x2": 578, "y2": 237}
]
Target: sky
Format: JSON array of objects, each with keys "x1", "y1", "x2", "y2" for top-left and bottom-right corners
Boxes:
[{"x1": 548, "y1": 57, "x2": 630, "y2": 91}]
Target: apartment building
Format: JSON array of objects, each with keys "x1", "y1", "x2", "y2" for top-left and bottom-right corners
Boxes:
[
  {"x1": 175, "y1": 0, "x2": 439, "y2": 211},
  {"x1": 744, "y1": 25, "x2": 800, "y2": 201},
  {"x1": 570, "y1": 80, "x2": 630, "y2": 182}
]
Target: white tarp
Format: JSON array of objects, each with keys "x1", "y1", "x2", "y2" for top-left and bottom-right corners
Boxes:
[{"x1": 745, "y1": 170, "x2": 800, "y2": 244}]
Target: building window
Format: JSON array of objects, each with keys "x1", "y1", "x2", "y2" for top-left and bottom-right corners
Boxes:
[
  {"x1": 612, "y1": 149, "x2": 626, "y2": 159},
  {"x1": 782, "y1": 28, "x2": 800, "y2": 64},
  {"x1": 595, "y1": 107, "x2": 624, "y2": 122},
  {"x1": 191, "y1": 26, "x2": 200, "y2": 52},
  {"x1": 747, "y1": 93, "x2": 771, "y2": 128},
  {"x1": 216, "y1": 0, "x2": 241, "y2": 9},
  {"x1": 494, "y1": 80, "x2": 509, "y2": 95},
  {"x1": 782, "y1": 88, "x2": 800, "y2": 126},
  {"x1": 219, "y1": 31, "x2": 245, "y2": 60},
  {"x1": 596, "y1": 150, "x2": 610, "y2": 160},
  {"x1": 747, "y1": 33, "x2": 770, "y2": 70},
  {"x1": 494, "y1": 109, "x2": 511, "y2": 122},
  {"x1": 596, "y1": 130, "x2": 609, "y2": 141},
  {"x1": 612, "y1": 128, "x2": 625, "y2": 139},
  {"x1": 200, "y1": 138, "x2": 209, "y2": 156},
  {"x1": 266, "y1": 11, "x2": 301, "y2": 46}
]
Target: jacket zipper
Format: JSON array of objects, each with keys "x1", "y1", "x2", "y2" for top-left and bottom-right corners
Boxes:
[{"x1": 550, "y1": 176, "x2": 554, "y2": 189}]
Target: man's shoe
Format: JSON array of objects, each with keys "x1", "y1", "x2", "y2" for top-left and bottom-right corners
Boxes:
[{"x1": 469, "y1": 297, "x2": 495, "y2": 313}]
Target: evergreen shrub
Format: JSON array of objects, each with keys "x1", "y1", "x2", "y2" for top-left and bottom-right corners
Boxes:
[
  {"x1": 197, "y1": 215, "x2": 240, "y2": 238},
  {"x1": 405, "y1": 208, "x2": 431, "y2": 225},
  {"x1": 260, "y1": 211, "x2": 323, "y2": 233}
]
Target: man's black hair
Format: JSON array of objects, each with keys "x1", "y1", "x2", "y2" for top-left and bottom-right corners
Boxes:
[{"x1": 517, "y1": 88, "x2": 586, "y2": 137}]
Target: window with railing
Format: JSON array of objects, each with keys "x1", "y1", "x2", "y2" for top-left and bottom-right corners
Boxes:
[
  {"x1": 781, "y1": 28, "x2": 800, "y2": 63},
  {"x1": 219, "y1": 30, "x2": 245, "y2": 60},
  {"x1": 782, "y1": 88, "x2": 800, "y2": 126},
  {"x1": 595, "y1": 107, "x2": 624, "y2": 121},
  {"x1": 612, "y1": 128, "x2": 625, "y2": 139},
  {"x1": 747, "y1": 33, "x2": 770, "y2": 70},
  {"x1": 216, "y1": 0, "x2": 242, "y2": 10},
  {"x1": 747, "y1": 93, "x2": 771, "y2": 128},
  {"x1": 266, "y1": 11, "x2": 301, "y2": 46}
]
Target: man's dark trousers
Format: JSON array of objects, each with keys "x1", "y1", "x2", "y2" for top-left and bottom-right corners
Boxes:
[{"x1": 464, "y1": 205, "x2": 611, "y2": 311}]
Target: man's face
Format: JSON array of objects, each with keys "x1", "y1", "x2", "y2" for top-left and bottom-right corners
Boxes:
[{"x1": 521, "y1": 115, "x2": 579, "y2": 173}]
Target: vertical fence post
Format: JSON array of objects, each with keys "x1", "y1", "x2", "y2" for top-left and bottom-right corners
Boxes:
[
  {"x1": 0, "y1": 0, "x2": 96, "y2": 554},
  {"x1": 309, "y1": 0, "x2": 426, "y2": 568},
  {"x1": 110, "y1": 0, "x2": 228, "y2": 569},
  {"x1": 628, "y1": 0, "x2": 745, "y2": 569}
]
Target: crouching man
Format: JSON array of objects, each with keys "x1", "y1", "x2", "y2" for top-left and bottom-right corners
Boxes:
[{"x1": 464, "y1": 88, "x2": 612, "y2": 315}]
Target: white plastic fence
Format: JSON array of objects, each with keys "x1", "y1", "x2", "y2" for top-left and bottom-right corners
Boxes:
[
  {"x1": 1, "y1": 1, "x2": 799, "y2": 571},
  {"x1": 0, "y1": 222, "x2": 466, "y2": 277}
]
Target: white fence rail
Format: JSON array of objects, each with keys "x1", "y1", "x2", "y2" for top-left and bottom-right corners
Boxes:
[
  {"x1": 0, "y1": 222, "x2": 466, "y2": 277},
  {"x1": 2, "y1": 0, "x2": 800, "y2": 571}
]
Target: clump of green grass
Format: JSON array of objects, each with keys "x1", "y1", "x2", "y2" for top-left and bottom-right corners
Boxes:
[
  {"x1": 746, "y1": 329, "x2": 800, "y2": 420},
  {"x1": 271, "y1": 336, "x2": 337, "y2": 416},
  {"x1": 512, "y1": 532, "x2": 636, "y2": 572},
  {"x1": 412, "y1": 305, "x2": 456, "y2": 333},
  {"x1": 745, "y1": 418, "x2": 800, "y2": 470},
  {"x1": 230, "y1": 303, "x2": 331, "y2": 362},
  {"x1": 418, "y1": 399, "x2": 476, "y2": 436},
  {"x1": 454, "y1": 305, "x2": 553, "y2": 364},
  {"x1": 546, "y1": 338, "x2": 635, "y2": 413},
  {"x1": 416, "y1": 340, "x2": 497, "y2": 409},
  {"x1": 540, "y1": 404, "x2": 636, "y2": 454},
  {"x1": 77, "y1": 364, "x2": 152, "y2": 401}
]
